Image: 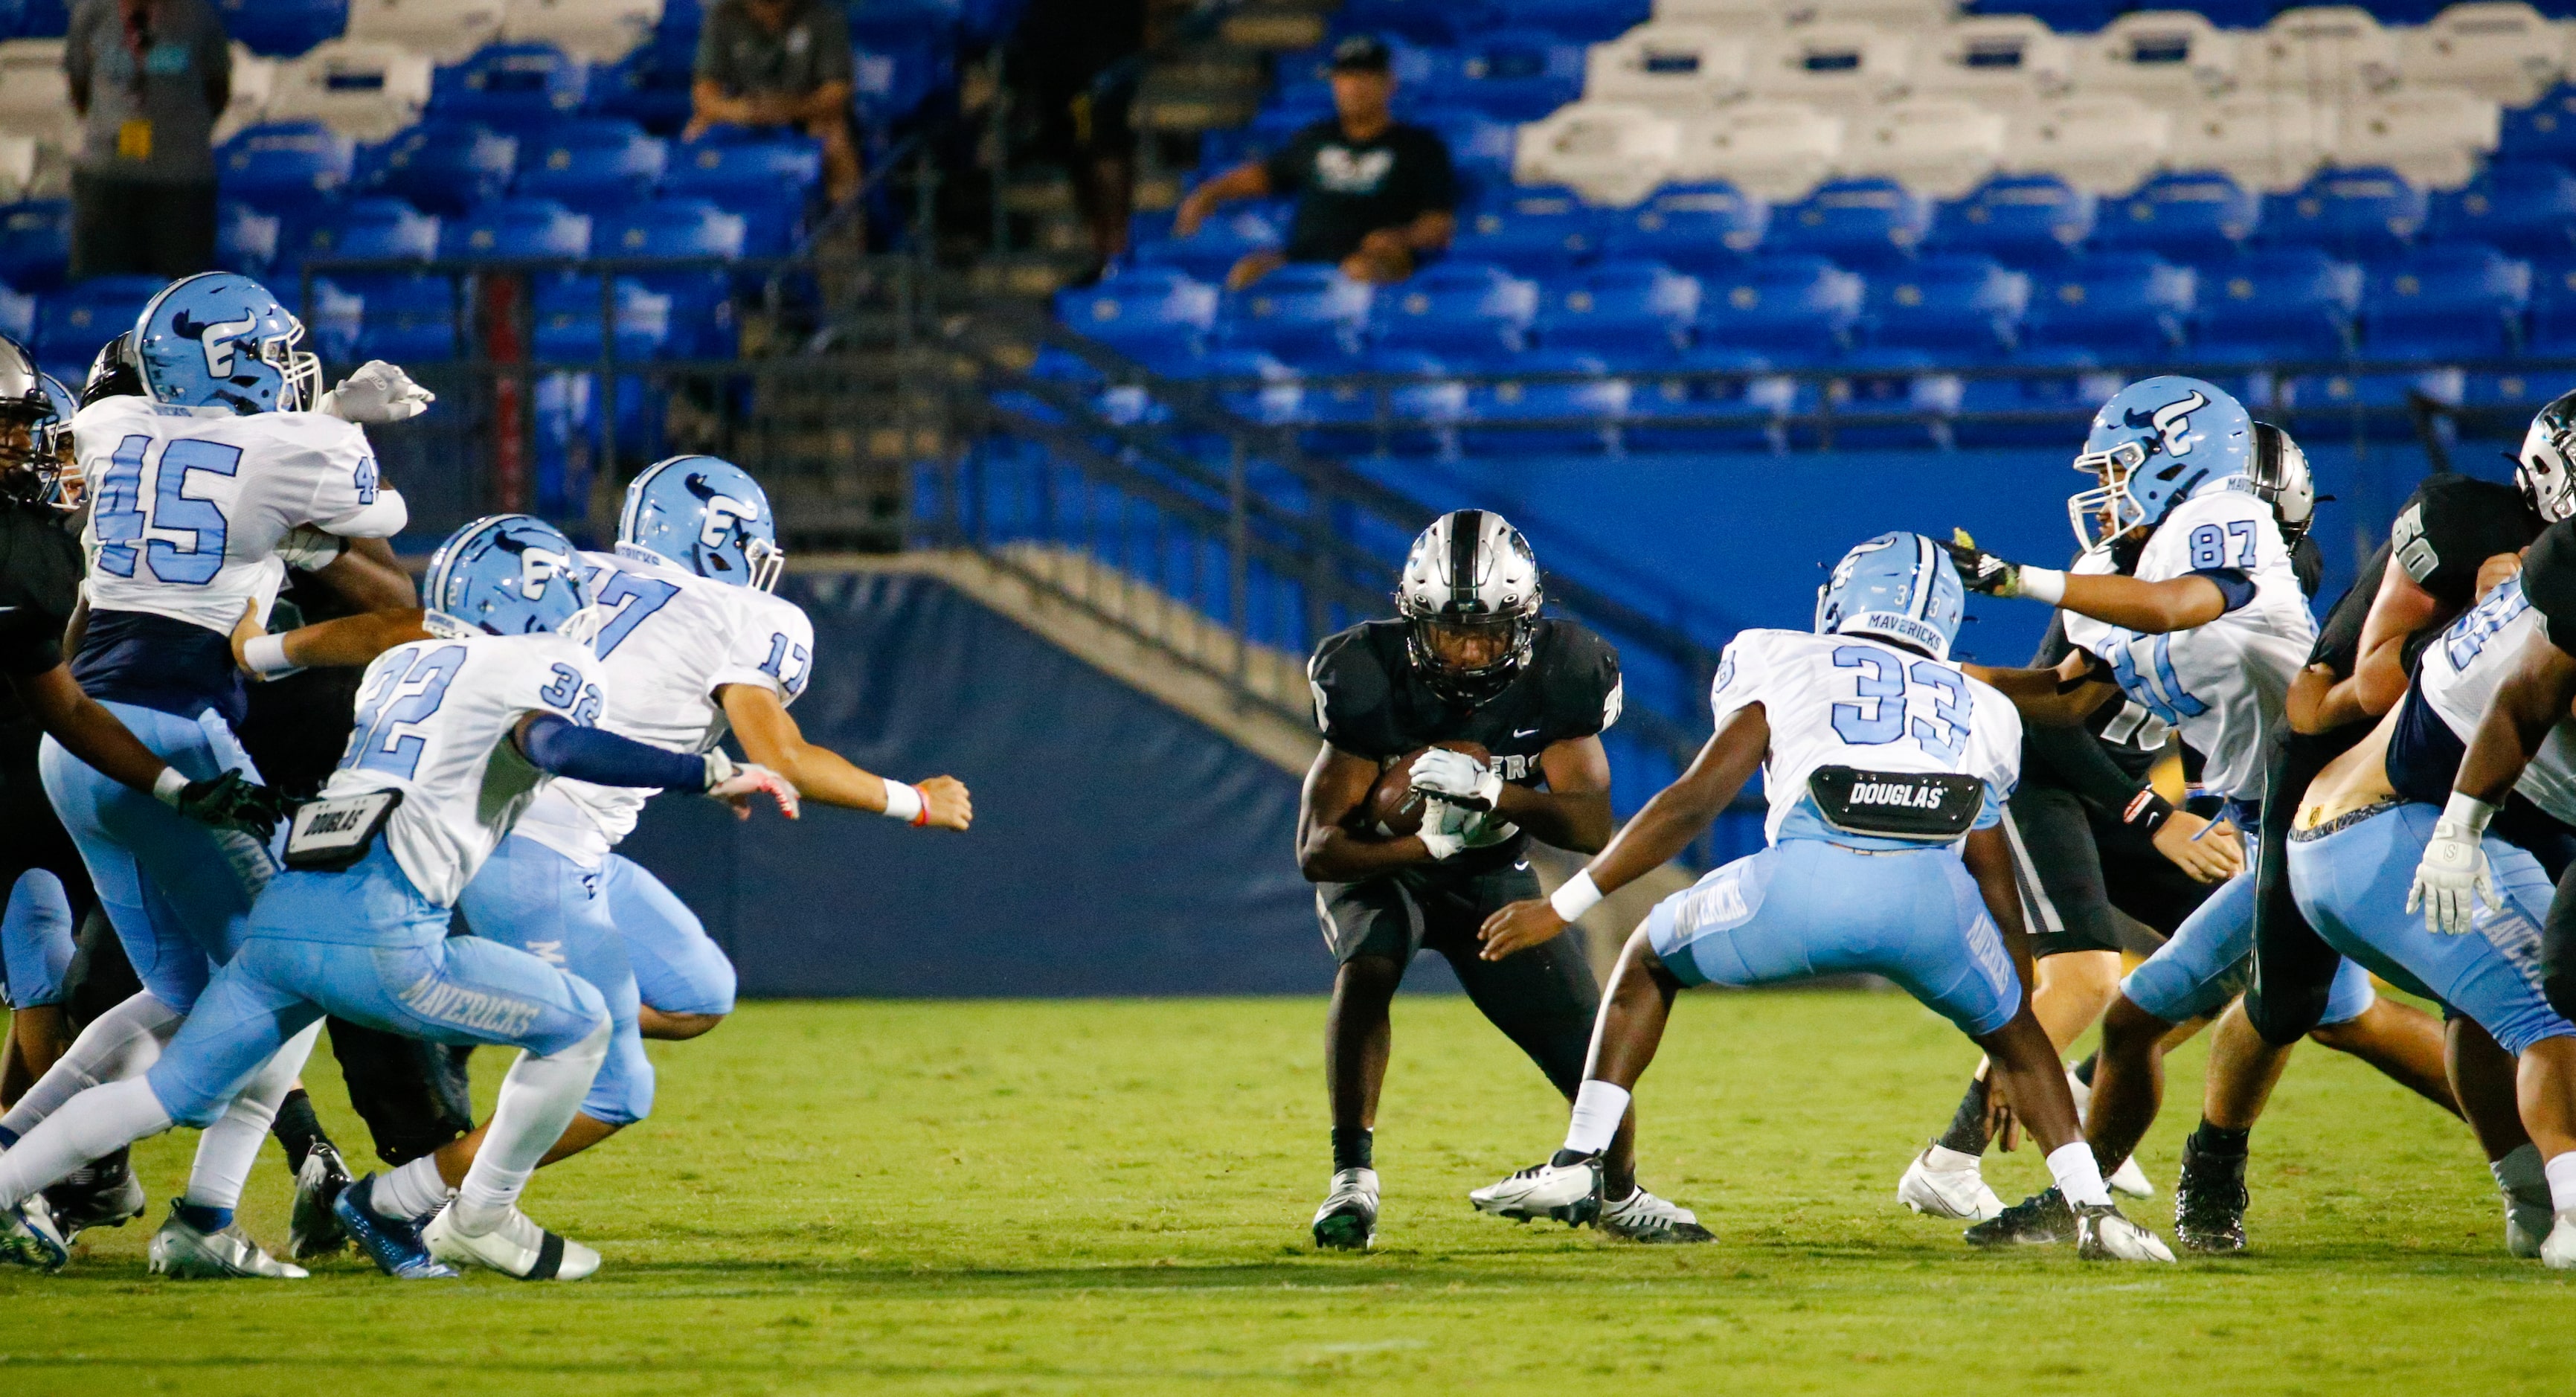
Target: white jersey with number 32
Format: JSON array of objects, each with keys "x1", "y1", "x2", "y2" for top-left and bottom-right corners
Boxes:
[
  {"x1": 1709, "y1": 629, "x2": 2021, "y2": 844},
  {"x1": 512, "y1": 547, "x2": 815, "y2": 861},
  {"x1": 2061, "y1": 484, "x2": 2314, "y2": 803}
]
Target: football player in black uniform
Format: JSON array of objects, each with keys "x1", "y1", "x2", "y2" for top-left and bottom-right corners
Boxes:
[{"x1": 1298, "y1": 510, "x2": 1702, "y2": 1247}]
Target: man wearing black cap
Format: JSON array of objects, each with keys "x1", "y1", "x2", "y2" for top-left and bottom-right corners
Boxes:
[{"x1": 1173, "y1": 34, "x2": 1456, "y2": 292}]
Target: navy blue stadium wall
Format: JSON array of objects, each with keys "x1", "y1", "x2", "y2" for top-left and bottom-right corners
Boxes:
[{"x1": 617, "y1": 571, "x2": 1329, "y2": 998}]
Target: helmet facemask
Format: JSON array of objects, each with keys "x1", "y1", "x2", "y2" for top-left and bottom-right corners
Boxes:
[
  {"x1": 1401, "y1": 608, "x2": 1536, "y2": 707},
  {"x1": 261, "y1": 314, "x2": 324, "y2": 412},
  {"x1": 2520, "y1": 413, "x2": 2576, "y2": 524},
  {"x1": 2068, "y1": 438, "x2": 2151, "y2": 552}
]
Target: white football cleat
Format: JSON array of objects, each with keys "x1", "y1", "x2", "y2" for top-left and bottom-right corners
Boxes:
[
  {"x1": 2540, "y1": 1210, "x2": 2576, "y2": 1270},
  {"x1": 421, "y1": 1203, "x2": 599, "y2": 1281},
  {"x1": 1469, "y1": 1155, "x2": 1602, "y2": 1227},
  {"x1": 2108, "y1": 1153, "x2": 2156, "y2": 1199},
  {"x1": 1311, "y1": 1167, "x2": 1379, "y2": 1250},
  {"x1": 2506, "y1": 1185, "x2": 2554, "y2": 1260},
  {"x1": 147, "y1": 1207, "x2": 308, "y2": 1279},
  {"x1": 1597, "y1": 1186, "x2": 1713, "y2": 1243},
  {"x1": 1898, "y1": 1147, "x2": 2004, "y2": 1222},
  {"x1": 2075, "y1": 1202, "x2": 2177, "y2": 1262}
]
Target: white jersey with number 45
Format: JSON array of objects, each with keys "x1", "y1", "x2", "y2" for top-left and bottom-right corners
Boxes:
[
  {"x1": 2061, "y1": 484, "x2": 2314, "y2": 804},
  {"x1": 71, "y1": 396, "x2": 400, "y2": 635},
  {"x1": 1709, "y1": 629, "x2": 2022, "y2": 844},
  {"x1": 324, "y1": 630, "x2": 607, "y2": 907},
  {"x1": 512, "y1": 547, "x2": 815, "y2": 862}
]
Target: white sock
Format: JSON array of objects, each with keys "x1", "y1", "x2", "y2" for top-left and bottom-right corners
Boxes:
[
  {"x1": 182, "y1": 1021, "x2": 321, "y2": 1213},
  {"x1": 0, "y1": 990, "x2": 183, "y2": 1140},
  {"x1": 2047, "y1": 1140, "x2": 2113, "y2": 1208},
  {"x1": 1924, "y1": 1143, "x2": 1985, "y2": 1172},
  {"x1": 2493, "y1": 1142, "x2": 2548, "y2": 1198},
  {"x1": 453, "y1": 1023, "x2": 608, "y2": 1230},
  {"x1": 1561, "y1": 1080, "x2": 1631, "y2": 1157},
  {"x1": 2546, "y1": 1151, "x2": 2576, "y2": 1214},
  {"x1": 378, "y1": 1154, "x2": 452, "y2": 1221},
  {"x1": 0, "y1": 1078, "x2": 175, "y2": 1207}
]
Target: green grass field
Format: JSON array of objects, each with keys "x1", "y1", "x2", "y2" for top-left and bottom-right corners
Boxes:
[{"x1": 0, "y1": 990, "x2": 2568, "y2": 1393}]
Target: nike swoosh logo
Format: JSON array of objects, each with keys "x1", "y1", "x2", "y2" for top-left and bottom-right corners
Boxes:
[
  {"x1": 1513, "y1": 727, "x2": 1539, "y2": 738},
  {"x1": 1515, "y1": 860, "x2": 1531, "y2": 870}
]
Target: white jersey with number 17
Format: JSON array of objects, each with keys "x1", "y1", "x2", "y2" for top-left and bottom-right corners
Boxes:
[{"x1": 511, "y1": 547, "x2": 816, "y2": 862}]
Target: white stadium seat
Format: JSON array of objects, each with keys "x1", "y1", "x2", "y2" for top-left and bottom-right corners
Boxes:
[
  {"x1": 263, "y1": 40, "x2": 436, "y2": 144},
  {"x1": 1584, "y1": 24, "x2": 1752, "y2": 110},
  {"x1": 1909, "y1": 15, "x2": 2074, "y2": 105},
  {"x1": 1799, "y1": 0, "x2": 1962, "y2": 33},
  {"x1": 2078, "y1": 11, "x2": 2243, "y2": 103},
  {"x1": 1841, "y1": 96, "x2": 2005, "y2": 197},
  {"x1": 2336, "y1": 86, "x2": 2503, "y2": 189},
  {"x1": 1515, "y1": 102, "x2": 1681, "y2": 206},
  {"x1": 1654, "y1": 0, "x2": 1788, "y2": 32},
  {"x1": 1747, "y1": 23, "x2": 1915, "y2": 107},
  {"x1": 502, "y1": 0, "x2": 662, "y2": 64},
  {"x1": 1668, "y1": 100, "x2": 1846, "y2": 200},
  {"x1": 0, "y1": 135, "x2": 33, "y2": 204},
  {"x1": 2003, "y1": 94, "x2": 2174, "y2": 195},
  {"x1": 0, "y1": 40, "x2": 77, "y2": 153},
  {"x1": 216, "y1": 46, "x2": 277, "y2": 144},
  {"x1": 2397, "y1": 2, "x2": 2567, "y2": 106},
  {"x1": 347, "y1": 0, "x2": 507, "y2": 64},
  {"x1": 2165, "y1": 92, "x2": 2335, "y2": 192},
  {"x1": 2244, "y1": 7, "x2": 2400, "y2": 101}
]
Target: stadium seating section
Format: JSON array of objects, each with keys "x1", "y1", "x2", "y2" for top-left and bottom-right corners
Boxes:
[{"x1": 1070, "y1": 1, "x2": 2576, "y2": 455}]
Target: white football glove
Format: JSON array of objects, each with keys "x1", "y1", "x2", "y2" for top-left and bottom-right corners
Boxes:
[
  {"x1": 702, "y1": 751, "x2": 800, "y2": 820},
  {"x1": 2408, "y1": 811, "x2": 2499, "y2": 935},
  {"x1": 274, "y1": 524, "x2": 347, "y2": 573},
  {"x1": 1458, "y1": 809, "x2": 1520, "y2": 850},
  {"x1": 1410, "y1": 747, "x2": 1504, "y2": 811},
  {"x1": 1416, "y1": 797, "x2": 1471, "y2": 861},
  {"x1": 315, "y1": 360, "x2": 435, "y2": 423}
]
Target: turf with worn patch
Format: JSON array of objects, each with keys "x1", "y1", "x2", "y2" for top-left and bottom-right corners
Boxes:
[{"x1": 0, "y1": 992, "x2": 2566, "y2": 1393}]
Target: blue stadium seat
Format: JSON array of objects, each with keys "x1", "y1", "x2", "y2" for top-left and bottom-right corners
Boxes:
[
  {"x1": 1416, "y1": 112, "x2": 1518, "y2": 199},
  {"x1": 33, "y1": 275, "x2": 161, "y2": 376},
  {"x1": 2278, "y1": 366, "x2": 2464, "y2": 443},
  {"x1": 513, "y1": 120, "x2": 667, "y2": 213},
  {"x1": 1368, "y1": 261, "x2": 1538, "y2": 359},
  {"x1": 0, "y1": 200, "x2": 68, "y2": 292},
  {"x1": 2358, "y1": 242, "x2": 2531, "y2": 360},
  {"x1": 0, "y1": 286, "x2": 30, "y2": 347},
  {"x1": 4, "y1": 0, "x2": 62, "y2": 40},
  {"x1": 1271, "y1": 40, "x2": 1436, "y2": 111},
  {"x1": 2091, "y1": 170, "x2": 2259, "y2": 266},
  {"x1": 1057, "y1": 269, "x2": 1221, "y2": 359},
  {"x1": 1220, "y1": 264, "x2": 1375, "y2": 362},
  {"x1": 2528, "y1": 257, "x2": 2576, "y2": 354},
  {"x1": 1160, "y1": 349, "x2": 1304, "y2": 428},
  {"x1": 2194, "y1": 0, "x2": 2283, "y2": 26},
  {"x1": 2194, "y1": 248, "x2": 2362, "y2": 364},
  {"x1": 594, "y1": 200, "x2": 745, "y2": 358},
  {"x1": 1290, "y1": 349, "x2": 1463, "y2": 457},
  {"x1": 1451, "y1": 187, "x2": 1611, "y2": 274},
  {"x1": 429, "y1": 43, "x2": 592, "y2": 133},
  {"x1": 2498, "y1": 83, "x2": 2576, "y2": 166},
  {"x1": 216, "y1": 121, "x2": 356, "y2": 213},
  {"x1": 1489, "y1": 0, "x2": 1650, "y2": 42},
  {"x1": 849, "y1": 4, "x2": 961, "y2": 125},
  {"x1": 277, "y1": 196, "x2": 440, "y2": 273},
  {"x1": 2461, "y1": 366, "x2": 2559, "y2": 421},
  {"x1": 1621, "y1": 349, "x2": 1801, "y2": 455},
  {"x1": 215, "y1": 202, "x2": 279, "y2": 276},
  {"x1": 299, "y1": 279, "x2": 364, "y2": 364},
  {"x1": 438, "y1": 197, "x2": 592, "y2": 262},
  {"x1": 323, "y1": 274, "x2": 463, "y2": 364},
  {"x1": 1598, "y1": 182, "x2": 1770, "y2": 276},
  {"x1": 1951, "y1": 353, "x2": 2126, "y2": 449},
  {"x1": 588, "y1": 33, "x2": 699, "y2": 135},
  {"x1": 1816, "y1": 350, "x2": 1960, "y2": 452},
  {"x1": 1763, "y1": 178, "x2": 1932, "y2": 270},
  {"x1": 355, "y1": 121, "x2": 517, "y2": 216},
  {"x1": 1930, "y1": 173, "x2": 2095, "y2": 269},
  {"x1": 2260, "y1": 167, "x2": 2426, "y2": 260},
  {"x1": 1131, "y1": 207, "x2": 1284, "y2": 283},
  {"x1": 1419, "y1": 29, "x2": 1585, "y2": 121},
  {"x1": 1459, "y1": 350, "x2": 1627, "y2": 455},
  {"x1": 532, "y1": 275, "x2": 675, "y2": 362},
  {"x1": 660, "y1": 135, "x2": 823, "y2": 254},
  {"x1": 2020, "y1": 252, "x2": 2194, "y2": 361},
  {"x1": 214, "y1": 0, "x2": 345, "y2": 57},
  {"x1": 1332, "y1": 0, "x2": 1495, "y2": 45},
  {"x1": 1530, "y1": 260, "x2": 1699, "y2": 362},
  {"x1": 1689, "y1": 255, "x2": 1865, "y2": 364},
  {"x1": 1866, "y1": 254, "x2": 2031, "y2": 359},
  {"x1": 2429, "y1": 159, "x2": 2576, "y2": 258}
]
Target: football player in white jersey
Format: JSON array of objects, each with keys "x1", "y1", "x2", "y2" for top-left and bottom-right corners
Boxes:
[
  {"x1": 1942, "y1": 377, "x2": 2455, "y2": 1250},
  {"x1": 0, "y1": 515, "x2": 796, "y2": 1280},
  {"x1": 222, "y1": 457, "x2": 970, "y2": 1265},
  {"x1": 10, "y1": 274, "x2": 443, "y2": 1275},
  {"x1": 1465, "y1": 533, "x2": 2172, "y2": 1262}
]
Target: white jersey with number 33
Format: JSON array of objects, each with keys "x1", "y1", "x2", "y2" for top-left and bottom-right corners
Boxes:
[
  {"x1": 512, "y1": 547, "x2": 816, "y2": 862},
  {"x1": 2061, "y1": 484, "x2": 2315, "y2": 803},
  {"x1": 1709, "y1": 629, "x2": 2021, "y2": 844}
]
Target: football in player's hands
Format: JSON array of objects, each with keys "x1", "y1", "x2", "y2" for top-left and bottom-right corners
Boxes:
[
  {"x1": 316, "y1": 360, "x2": 436, "y2": 423},
  {"x1": 1359, "y1": 741, "x2": 1492, "y2": 838}
]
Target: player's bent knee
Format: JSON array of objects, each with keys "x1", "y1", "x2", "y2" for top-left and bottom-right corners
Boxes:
[
  {"x1": 581, "y1": 1036, "x2": 657, "y2": 1127},
  {"x1": 2098, "y1": 995, "x2": 2171, "y2": 1056}
]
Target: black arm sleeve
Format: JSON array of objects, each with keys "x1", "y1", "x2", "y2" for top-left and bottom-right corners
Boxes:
[{"x1": 2186, "y1": 567, "x2": 2257, "y2": 613}]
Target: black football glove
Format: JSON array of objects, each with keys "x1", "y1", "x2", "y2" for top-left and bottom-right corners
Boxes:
[
  {"x1": 1944, "y1": 530, "x2": 2026, "y2": 597},
  {"x1": 173, "y1": 769, "x2": 293, "y2": 842}
]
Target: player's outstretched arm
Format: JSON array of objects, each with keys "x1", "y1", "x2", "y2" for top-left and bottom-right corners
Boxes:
[
  {"x1": 1963, "y1": 649, "x2": 2121, "y2": 728},
  {"x1": 2414, "y1": 631, "x2": 2576, "y2": 933},
  {"x1": 2290, "y1": 561, "x2": 2450, "y2": 733},
  {"x1": 1944, "y1": 536, "x2": 2232, "y2": 633},
  {"x1": 719, "y1": 682, "x2": 970, "y2": 829},
  {"x1": 1297, "y1": 744, "x2": 1444, "y2": 881},
  {"x1": 6, "y1": 665, "x2": 286, "y2": 838},
  {"x1": 1477, "y1": 704, "x2": 1770, "y2": 960},
  {"x1": 513, "y1": 712, "x2": 798, "y2": 820},
  {"x1": 315, "y1": 537, "x2": 419, "y2": 611},
  {"x1": 233, "y1": 608, "x2": 429, "y2": 677}
]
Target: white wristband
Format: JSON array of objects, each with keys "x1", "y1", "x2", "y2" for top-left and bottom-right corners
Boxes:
[
  {"x1": 2017, "y1": 566, "x2": 2067, "y2": 606},
  {"x1": 152, "y1": 766, "x2": 190, "y2": 807},
  {"x1": 1549, "y1": 870, "x2": 1604, "y2": 923},
  {"x1": 2442, "y1": 790, "x2": 2498, "y2": 836},
  {"x1": 880, "y1": 780, "x2": 925, "y2": 824},
  {"x1": 242, "y1": 632, "x2": 300, "y2": 678}
]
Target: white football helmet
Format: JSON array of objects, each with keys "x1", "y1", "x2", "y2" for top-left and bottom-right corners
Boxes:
[{"x1": 1396, "y1": 509, "x2": 1544, "y2": 705}]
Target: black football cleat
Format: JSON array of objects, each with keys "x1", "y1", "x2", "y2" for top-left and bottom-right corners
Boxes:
[
  {"x1": 42, "y1": 1149, "x2": 147, "y2": 1243},
  {"x1": 291, "y1": 1140, "x2": 356, "y2": 1259},
  {"x1": 2173, "y1": 1141, "x2": 2249, "y2": 1254},
  {"x1": 1962, "y1": 1186, "x2": 2075, "y2": 1247}
]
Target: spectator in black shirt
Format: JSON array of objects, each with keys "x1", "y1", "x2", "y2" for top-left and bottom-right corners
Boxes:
[
  {"x1": 1173, "y1": 34, "x2": 1456, "y2": 291},
  {"x1": 689, "y1": 0, "x2": 861, "y2": 205}
]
